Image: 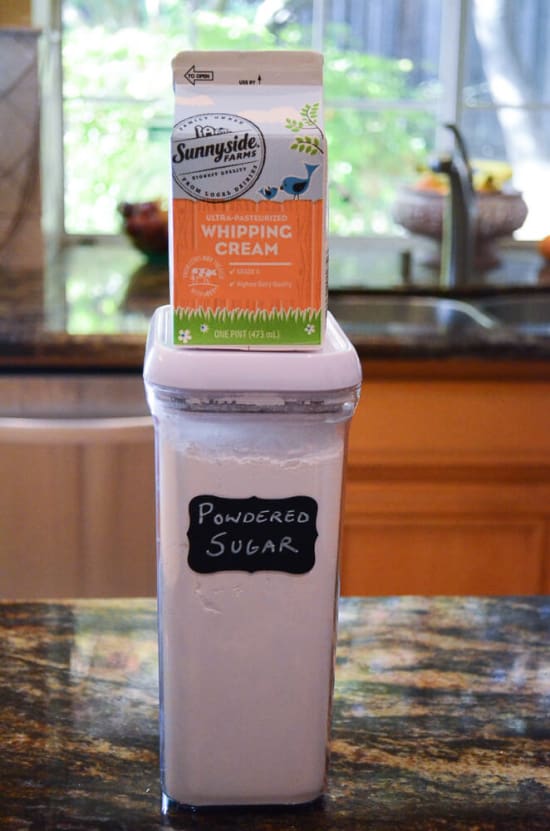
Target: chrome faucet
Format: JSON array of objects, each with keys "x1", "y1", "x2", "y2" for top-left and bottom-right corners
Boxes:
[{"x1": 430, "y1": 124, "x2": 475, "y2": 288}]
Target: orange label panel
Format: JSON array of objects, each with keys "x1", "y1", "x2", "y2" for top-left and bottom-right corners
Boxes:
[{"x1": 172, "y1": 199, "x2": 324, "y2": 312}]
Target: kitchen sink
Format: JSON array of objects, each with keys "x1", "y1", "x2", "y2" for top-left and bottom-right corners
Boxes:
[
  {"x1": 328, "y1": 294, "x2": 496, "y2": 340},
  {"x1": 476, "y1": 294, "x2": 550, "y2": 336}
]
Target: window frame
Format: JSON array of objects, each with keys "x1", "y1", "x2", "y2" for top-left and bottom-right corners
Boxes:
[{"x1": 34, "y1": 0, "x2": 539, "y2": 250}]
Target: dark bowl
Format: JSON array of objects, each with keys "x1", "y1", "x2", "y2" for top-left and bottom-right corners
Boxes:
[{"x1": 118, "y1": 200, "x2": 168, "y2": 260}]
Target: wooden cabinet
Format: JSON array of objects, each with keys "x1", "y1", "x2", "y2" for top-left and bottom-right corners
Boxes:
[
  {"x1": 2, "y1": 361, "x2": 549, "y2": 598},
  {"x1": 340, "y1": 360, "x2": 550, "y2": 595},
  {"x1": 0, "y1": 417, "x2": 156, "y2": 599}
]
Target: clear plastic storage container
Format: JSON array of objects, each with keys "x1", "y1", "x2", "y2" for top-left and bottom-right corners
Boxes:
[{"x1": 143, "y1": 305, "x2": 361, "y2": 812}]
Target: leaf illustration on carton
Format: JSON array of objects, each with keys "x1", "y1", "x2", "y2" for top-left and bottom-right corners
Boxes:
[{"x1": 286, "y1": 103, "x2": 324, "y2": 156}]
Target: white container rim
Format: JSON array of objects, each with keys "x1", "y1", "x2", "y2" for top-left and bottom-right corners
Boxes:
[{"x1": 144, "y1": 306, "x2": 362, "y2": 394}]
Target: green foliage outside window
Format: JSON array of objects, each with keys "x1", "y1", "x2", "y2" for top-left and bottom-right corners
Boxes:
[{"x1": 62, "y1": 6, "x2": 436, "y2": 236}]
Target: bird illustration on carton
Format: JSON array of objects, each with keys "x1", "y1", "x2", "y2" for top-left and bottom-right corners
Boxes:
[
  {"x1": 281, "y1": 164, "x2": 319, "y2": 199},
  {"x1": 258, "y1": 103, "x2": 324, "y2": 202},
  {"x1": 282, "y1": 103, "x2": 323, "y2": 198}
]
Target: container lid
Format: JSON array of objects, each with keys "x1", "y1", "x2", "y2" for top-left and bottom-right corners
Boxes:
[{"x1": 144, "y1": 306, "x2": 361, "y2": 393}]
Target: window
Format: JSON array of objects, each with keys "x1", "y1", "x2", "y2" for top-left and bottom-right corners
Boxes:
[
  {"x1": 36, "y1": 0, "x2": 550, "y2": 245},
  {"x1": 463, "y1": 1, "x2": 550, "y2": 240}
]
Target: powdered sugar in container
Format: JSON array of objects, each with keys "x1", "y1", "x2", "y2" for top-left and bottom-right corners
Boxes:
[{"x1": 143, "y1": 305, "x2": 361, "y2": 812}]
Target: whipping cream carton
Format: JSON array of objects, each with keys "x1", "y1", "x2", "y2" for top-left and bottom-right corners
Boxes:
[{"x1": 170, "y1": 50, "x2": 327, "y2": 348}]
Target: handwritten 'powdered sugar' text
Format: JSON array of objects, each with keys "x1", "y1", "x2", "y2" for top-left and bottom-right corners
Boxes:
[{"x1": 187, "y1": 495, "x2": 318, "y2": 574}]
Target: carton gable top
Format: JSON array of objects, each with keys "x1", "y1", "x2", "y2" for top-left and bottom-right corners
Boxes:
[{"x1": 172, "y1": 50, "x2": 323, "y2": 88}]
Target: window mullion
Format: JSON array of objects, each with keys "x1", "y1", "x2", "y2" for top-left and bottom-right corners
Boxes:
[
  {"x1": 437, "y1": 0, "x2": 469, "y2": 152},
  {"x1": 33, "y1": 0, "x2": 66, "y2": 247},
  {"x1": 311, "y1": 0, "x2": 325, "y2": 52}
]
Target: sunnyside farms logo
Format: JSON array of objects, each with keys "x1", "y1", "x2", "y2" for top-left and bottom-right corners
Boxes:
[{"x1": 172, "y1": 113, "x2": 266, "y2": 202}]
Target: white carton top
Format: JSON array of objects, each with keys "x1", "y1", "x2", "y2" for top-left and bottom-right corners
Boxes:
[
  {"x1": 172, "y1": 50, "x2": 323, "y2": 87},
  {"x1": 144, "y1": 306, "x2": 361, "y2": 393}
]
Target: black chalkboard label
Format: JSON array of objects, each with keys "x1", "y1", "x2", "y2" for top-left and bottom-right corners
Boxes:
[{"x1": 187, "y1": 495, "x2": 318, "y2": 575}]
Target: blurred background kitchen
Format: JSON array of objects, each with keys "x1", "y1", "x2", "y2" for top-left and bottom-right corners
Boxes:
[{"x1": 1, "y1": 0, "x2": 550, "y2": 600}]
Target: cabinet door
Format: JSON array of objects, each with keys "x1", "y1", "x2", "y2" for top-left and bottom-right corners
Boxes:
[
  {"x1": 341, "y1": 478, "x2": 549, "y2": 596},
  {"x1": 0, "y1": 417, "x2": 156, "y2": 599},
  {"x1": 1, "y1": 442, "x2": 81, "y2": 597},
  {"x1": 340, "y1": 375, "x2": 550, "y2": 595},
  {"x1": 342, "y1": 507, "x2": 545, "y2": 596},
  {"x1": 80, "y1": 434, "x2": 156, "y2": 597}
]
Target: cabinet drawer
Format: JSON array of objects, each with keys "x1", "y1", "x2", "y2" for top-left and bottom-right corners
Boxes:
[{"x1": 341, "y1": 516, "x2": 545, "y2": 596}]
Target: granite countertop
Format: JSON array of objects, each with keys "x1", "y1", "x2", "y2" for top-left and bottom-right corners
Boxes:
[
  {"x1": 1, "y1": 596, "x2": 549, "y2": 830},
  {"x1": 2, "y1": 241, "x2": 550, "y2": 370}
]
